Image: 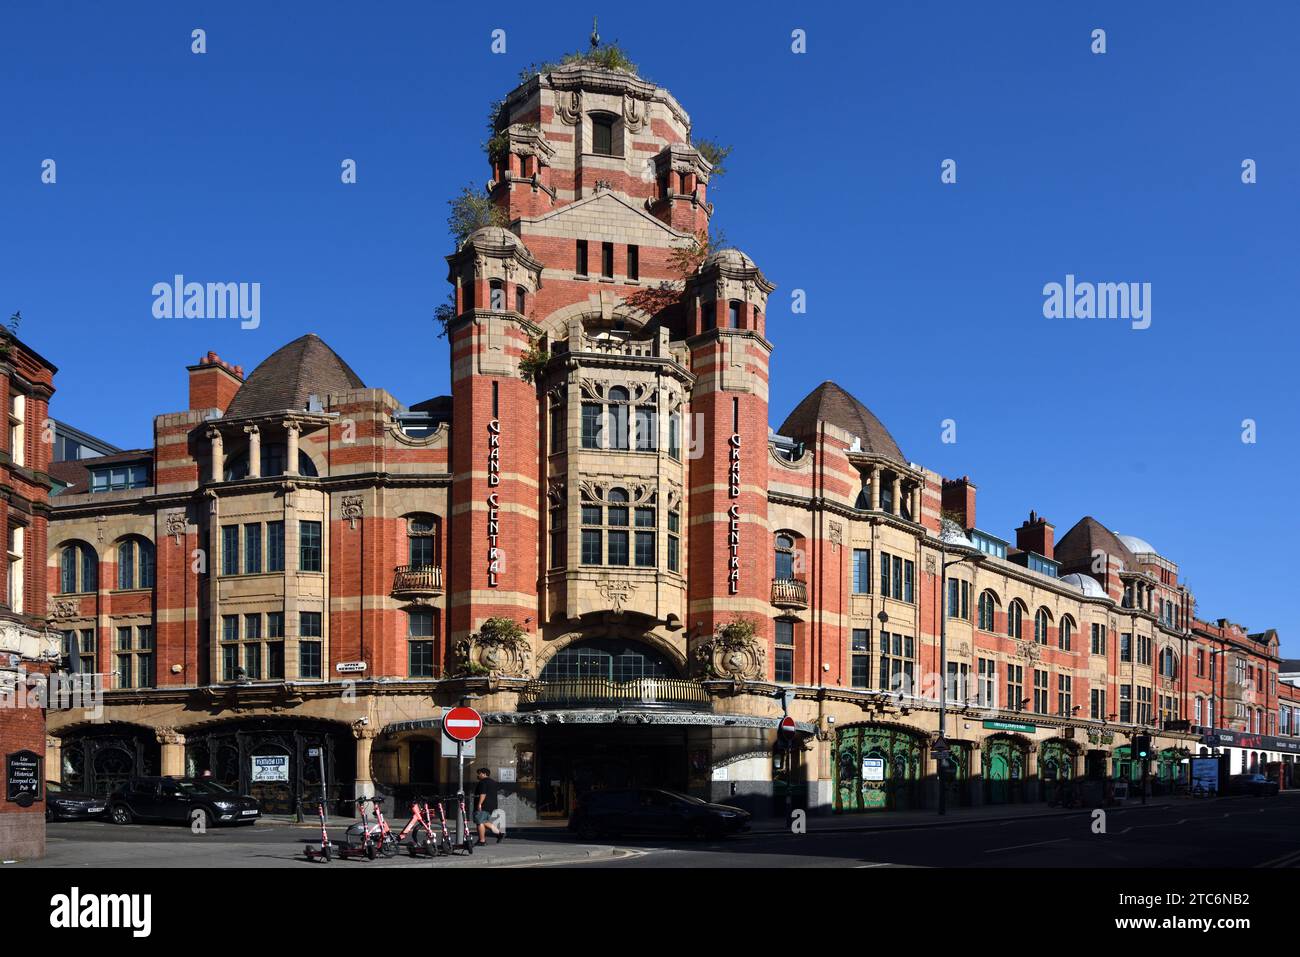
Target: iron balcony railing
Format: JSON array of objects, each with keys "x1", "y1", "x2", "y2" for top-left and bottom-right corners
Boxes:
[
  {"x1": 771, "y1": 578, "x2": 808, "y2": 609},
  {"x1": 391, "y1": 564, "x2": 443, "y2": 597},
  {"x1": 518, "y1": 676, "x2": 711, "y2": 712}
]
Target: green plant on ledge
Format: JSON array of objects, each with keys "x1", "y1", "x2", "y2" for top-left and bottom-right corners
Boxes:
[
  {"x1": 717, "y1": 619, "x2": 757, "y2": 645},
  {"x1": 518, "y1": 338, "x2": 551, "y2": 384},
  {"x1": 478, "y1": 617, "x2": 526, "y2": 643}
]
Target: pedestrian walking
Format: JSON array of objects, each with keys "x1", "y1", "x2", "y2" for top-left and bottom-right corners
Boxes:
[{"x1": 473, "y1": 768, "x2": 504, "y2": 845}]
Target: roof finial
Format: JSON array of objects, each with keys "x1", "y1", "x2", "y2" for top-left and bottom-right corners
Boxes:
[{"x1": 590, "y1": 16, "x2": 600, "y2": 51}]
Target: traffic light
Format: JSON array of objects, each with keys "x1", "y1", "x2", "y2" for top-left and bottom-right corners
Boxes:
[{"x1": 1133, "y1": 735, "x2": 1151, "y2": 760}]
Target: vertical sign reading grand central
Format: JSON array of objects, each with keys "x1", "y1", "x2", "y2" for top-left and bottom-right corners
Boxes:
[
  {"x1": 728, "y1": 432, "x2": 741, "y2": 594},
  {"x1": 487, "y1": 418, "x2": 501, "y2": 587}
]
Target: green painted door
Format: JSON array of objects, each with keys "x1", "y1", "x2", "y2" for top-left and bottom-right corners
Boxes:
[
  {"x1": 1039, "y1": 741, "x2": 1073, "y2": 802},
  {"x1": 984, "y1": 738, "x2": 1026, "y2": 804},
  {"x1": 834, "y1": 726, "x2": 924, "y2": 812}
]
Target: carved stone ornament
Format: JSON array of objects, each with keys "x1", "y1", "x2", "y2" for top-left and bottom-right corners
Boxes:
[
  {"x1": 828, "y1": 521, "x2": 843, "y2": 546},
  {"x1": 695, "y1": 627, "x2": 767, "y2": 681},
  {"x1": 164, "y1": 511, "x2": 188, "y2": 545},
  {"x1": 1015, "y1": 640, "x2": 1042, "y2": 664},
  {"x1": 597, "y1": 578, "x2": 636, "y2": 614},
  {"x1": 455, "y1": 627, "x2": 533, "y2": 679},
  {"x1": 622, "y1": 95, "x2": 648, "y2": 133},
  {"x1": 556, "y1": 89, "x2": 582, "y2": 125},
  {"x1": 50, "y1": 598, "x2": 80, "y2": 620},
  {"x1": 341, "y1": 494, "x2": 364, "y2": 530}
]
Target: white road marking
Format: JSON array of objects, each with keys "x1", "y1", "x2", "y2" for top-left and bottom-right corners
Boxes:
[{"x1": 985, "y1": 837, "x2": 1070, "y2": 854}]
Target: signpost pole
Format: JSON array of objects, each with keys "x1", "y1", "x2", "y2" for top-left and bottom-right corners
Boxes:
[{"x1": 456, "y1": 740, "x2": 466, "y2": 849}]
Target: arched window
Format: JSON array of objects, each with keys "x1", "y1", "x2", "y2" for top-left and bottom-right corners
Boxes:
[
  {"x1": 489, "y1": 280, "x2": 506, "y2": 312},
  {"x1": 1007, "y1": 600, "x2": 1025, "y2": 639},
  {"x1": 224, "y1": 445, "x2": 318, "y2": 480},
  {"x1": 978, "y1": 590, "x2": 998, "y2": 631},
  {"x1": 607, "y1": 387, "x2": 630, "y2": 451},
  {"x1": 541, "y1": 638, "x2": 677, "y2": 681},
  {"x1": 116, "y1": 537, "x2": 155, "y2": 591},
  {"x1": 1194, "y1": 697, "x2": 1203, "y2": 725},
  {"x1": 59, "y1": 542, "x2": 97, "y2": 594},
  {"x1": 727, "y1": 300, "x2": 741, "y2": 329},
  {"x1": 1159, "y1": 647, "x2": 1177, "y2": 678},
  {"x1": 515, "y1": 285, "x2": 526, "y2": 314},
  {"x1": 407, "y1": 514, "x2": 438, "y2": 567},
  {"x1": 774, "y1": 534, "x2": 795, "y2": 581},
  {"x1": 1059, "y1": 616, "x2": 1074, "y2": 651},
  {"x1": 1034, "y1": 607, "x2": 1050, "y2": 645}
]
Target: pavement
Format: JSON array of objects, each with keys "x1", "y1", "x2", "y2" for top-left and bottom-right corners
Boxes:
[{"x1": 10, "y1": 791, "x2": 1293, "y2": 868}]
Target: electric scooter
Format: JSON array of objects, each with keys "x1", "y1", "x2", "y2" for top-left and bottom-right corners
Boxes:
[
  {"x1": 396, "y1": 796, "x2": 439, "y2": 857},
  {"x1": 338, "y1": 796, "x2": 399, "y2": 860},
  {"x1": 303, "y1": 797, "x2": 334, "y2": 862}
]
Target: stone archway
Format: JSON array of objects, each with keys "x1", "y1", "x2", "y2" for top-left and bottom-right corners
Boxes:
[{"x1": 536, "y1": 626, "x2": 689, "y2": 677}]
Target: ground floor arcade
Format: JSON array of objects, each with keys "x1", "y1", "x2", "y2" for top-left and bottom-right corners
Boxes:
[{"x1": 44, "y1": 679, "x2": 1208, "y2": 821}]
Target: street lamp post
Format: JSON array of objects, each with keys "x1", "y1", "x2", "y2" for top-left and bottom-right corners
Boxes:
[{"x1": 938, "y1": 542, "x2": 981, "y2": 817}]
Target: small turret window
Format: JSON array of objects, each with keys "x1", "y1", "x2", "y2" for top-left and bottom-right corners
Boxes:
[{"x1": 592, "y1": 113, "x2": 616, "y2": 156}]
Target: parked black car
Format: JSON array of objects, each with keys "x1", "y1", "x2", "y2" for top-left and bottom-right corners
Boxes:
[
  {"x1": 1227, "y1": 773, "x2": 1280, "y2": 797},
  {"x1": 45, "y1": 781, "x2": 109, "y2": 822},
  {"x1": 108, "y1": 777, "x2": 262, "y2": 827},
  {"x1": 568, "y1": 788, "x2": 751, "y2": 841}
]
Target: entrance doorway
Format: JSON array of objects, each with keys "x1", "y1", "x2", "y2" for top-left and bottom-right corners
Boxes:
[
  {"x1": 983, "y1": 735, "x2": 1028, "y2": 804},
  {"x1": 536, "y1": 725, "x2": 689, "y2": 818},
  {"x1": 833, "y1": 724, "x2": 925, "y2": 812},
  {"x1": 1039, "y1": 739, "x2": 1076, "y2": 802}
]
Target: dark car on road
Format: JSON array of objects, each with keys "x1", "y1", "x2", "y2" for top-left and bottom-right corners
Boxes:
[
  {"x1": 568, "y1": 788, "x2": 751, "y2": 841},
  {"x1": 1227, "y1": 773, "x2": 1280, "y2": 797},
  {"x1": 109, "y1": 776, "x2": 262, "y2": 827},
  {"x1": 45, "y1": 781, "x2": 109, "y2": 822}
]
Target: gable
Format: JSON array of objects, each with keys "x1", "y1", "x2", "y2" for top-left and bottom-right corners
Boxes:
[{"x1": 520, "y1": 192, "x2": 691, "y2": 247}]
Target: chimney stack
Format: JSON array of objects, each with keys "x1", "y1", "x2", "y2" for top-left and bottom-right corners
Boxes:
[
  {"x1": 1016, "y1": 510, "x2": 1055, "y2": 560},
  {"x1": 941, "y1": 475, "x2": 977, "y2": 530},
  {"x1": 187, "y1": 351, "x2": 244, "y2": 414}
]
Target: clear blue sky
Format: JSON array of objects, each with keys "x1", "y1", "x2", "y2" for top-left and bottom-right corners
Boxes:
[{"x1": 3, "y1": 3, "x2": 1297, "y2": 652}]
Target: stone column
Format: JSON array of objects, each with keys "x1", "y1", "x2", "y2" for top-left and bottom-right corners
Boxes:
[
  {"x1": 245, "y1": 424, "x2": 261, "y2": 479},
  {"x1": 45, "y1": 736, "x2": 62, "y2": 783},
  {"x1": 890, "y1": 474, "x2": 901, "y2": 516},
  {"x1": 156, "y1": 728, "x2": 187, "y2": 777},
  {"x1": 869, "y1": 468, "x2": 880, "y2": 511},
  {"x1": 970, "y1": 743, "x2": 984, "y2": 806},
  {"x1": 353, "y1": 722, "x2": 378, "y2": 801},
  {"x1": 207, "y1": 427, "x2": 224, "y2": 483},
  {"x1": 909, "y1": 484, "x2": 919, "y2": 521},
  {"x1": 1027, "y1": 745, "x2": 1039, "y2": 802},
  {"x1": 283, "y1": 422, "x2": 300, "y2": 476}
]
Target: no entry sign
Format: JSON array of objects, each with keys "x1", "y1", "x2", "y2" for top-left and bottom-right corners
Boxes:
[
  {"x1": 779, "y1": 716, "x2": 798, "y2": 736},
  {"x1": 443, "y1": 706, "x2": 484, "y2": 742}
]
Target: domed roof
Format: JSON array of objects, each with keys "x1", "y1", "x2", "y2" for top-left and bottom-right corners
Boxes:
[
  {"x1": 460, "y1": 226, "x2": 525, "y2": 251},
  {"x1": 225, "y1": 334, "x2": 365, "y2": 417},
  {"x1": 1117, "y1": 534, "x2": 1159, "y2": 556},
  {"x1": 1060, "y1": 573, "x2": 1108, "y2": 599},
  {"x1": 778, "y1": 381, "x2": 905, "y2": 464},
  {"x1": 1055, "y1": 516, "x2": 1136, "y2": 571},
  {"x1": 701, "y1": 248, "x2": 757, "y2": 271}
]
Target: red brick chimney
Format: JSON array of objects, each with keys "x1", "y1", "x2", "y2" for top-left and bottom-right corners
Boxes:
[
  {"x1": 941, "y1": 476, "x2": 977, "y2": 530},
  {"x1": 1016, "y1": 510, "x2": 1055, "y2": 559},
  {"x1": 187, "y1": 351, "x2": 244, "y2": 413}
]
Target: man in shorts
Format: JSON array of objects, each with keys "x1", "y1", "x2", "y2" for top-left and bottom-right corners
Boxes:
[{"x1": 473, "y1": 768, "x2": 504, "y2": 845}]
